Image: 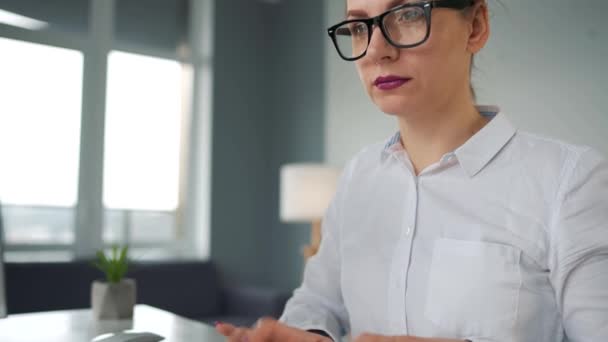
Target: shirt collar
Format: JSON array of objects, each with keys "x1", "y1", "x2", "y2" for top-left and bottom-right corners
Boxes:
[
  {"x1": 381, "y1": 105, "x2": 517, "y2": 177},
  {"x1": 383, "y1": 131, "x2": 402, "y2": 153}
]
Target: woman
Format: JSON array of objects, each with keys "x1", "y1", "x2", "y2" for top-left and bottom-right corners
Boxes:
[{"x1": 218, "y1": 0, "x2": 608, "y2": 341}]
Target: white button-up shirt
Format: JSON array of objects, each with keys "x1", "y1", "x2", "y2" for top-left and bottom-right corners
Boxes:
[{"x1": 280, "y1": 107, "x2": 608, "y2": 342}]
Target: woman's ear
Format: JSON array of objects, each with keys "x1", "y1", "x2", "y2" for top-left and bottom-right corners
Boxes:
[{"x1": 467, "y1": 1, "x2": 490, "y2": 54}]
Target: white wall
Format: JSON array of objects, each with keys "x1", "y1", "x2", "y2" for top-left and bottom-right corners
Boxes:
[{"x1": 324, "y1": 0, "x2": 608, "y2": 166}]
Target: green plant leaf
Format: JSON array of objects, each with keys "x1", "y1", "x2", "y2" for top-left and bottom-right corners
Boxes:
[
  {"x1": 117, "y1": 246, "x2": 129, "y2": 281},
  {"x1": 95, "y1": 250, "x2": 112, "y2": 282},
  {"x1": 92, "y1": 245, "x2": 130, "y2": 283},
  {"x1": 96, "y1": 250, "x2": 108, "y2": 267},
  {"x1": 112, "y1": 245, "x2": 118, "y2": 262}
]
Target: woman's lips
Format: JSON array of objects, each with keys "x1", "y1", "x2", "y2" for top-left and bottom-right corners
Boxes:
[{"x1": 374, "y1": 75, "x2": 412, "y2": 90}]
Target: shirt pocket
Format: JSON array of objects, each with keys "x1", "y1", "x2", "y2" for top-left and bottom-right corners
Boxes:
[{"x1": 424, "y1": 238, "x2": 521, "y2": 338}]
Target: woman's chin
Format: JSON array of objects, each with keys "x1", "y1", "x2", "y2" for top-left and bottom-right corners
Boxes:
[{"x1": 373, "y1": 98, "x2": 418, "y2": 116}]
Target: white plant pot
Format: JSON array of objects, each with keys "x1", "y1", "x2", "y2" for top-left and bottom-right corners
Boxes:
[{"x1": 91, "y1": 278, "x2": 136, "y2": 320}]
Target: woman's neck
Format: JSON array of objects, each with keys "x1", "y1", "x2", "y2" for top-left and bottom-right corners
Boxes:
[{"x1": 397, "y1": 101, "x2": 489, "y2": 175}]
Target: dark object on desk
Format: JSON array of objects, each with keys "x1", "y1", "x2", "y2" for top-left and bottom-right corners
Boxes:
[
  {"x1": 92, "y1": 331, "x2": 165, "y2": 342},
  {"x1": 5, "y1": 260, "x2": 289, "y2": 327}
]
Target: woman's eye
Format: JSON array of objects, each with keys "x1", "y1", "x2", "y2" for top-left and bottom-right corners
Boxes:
[
  {"x1": 351, "y1": 23, "x2": 367, "y2": 36},
  {"x1": 399, "y1": 9, "x2": 423, "y2": 22},
  {"x1": 349, "y1": 23, "x2": 367, "y2": 36}
]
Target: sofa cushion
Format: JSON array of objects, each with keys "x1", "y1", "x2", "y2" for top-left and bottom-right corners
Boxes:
[
  {"x1": 220, "y1": 285, "x2": 289, "y2": 318},
  {"x1": 5, "y1": 260, "x2": 222, "y2": 318},
  {"x1": 6, "y1": 261, "x2": 99, "y2": 313},
  {"x1": 128, "y1": 261, "x2": 221, "y2": 318}
]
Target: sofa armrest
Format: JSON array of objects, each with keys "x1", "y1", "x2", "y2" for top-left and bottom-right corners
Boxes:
[{"x1": 221, "y1": 285, "x2": 290, "y2": 319}]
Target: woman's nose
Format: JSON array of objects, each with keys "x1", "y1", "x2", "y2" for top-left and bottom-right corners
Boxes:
[{"x1": 365, "y1": 26, "x2": 398, "y2": 62}]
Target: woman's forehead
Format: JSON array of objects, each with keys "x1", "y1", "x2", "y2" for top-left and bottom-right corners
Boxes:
[{"x1": 346, "y1": 0, "x2": 416, "y2": 17}]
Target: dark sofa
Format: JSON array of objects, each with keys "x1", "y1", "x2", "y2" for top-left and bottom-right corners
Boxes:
[{"x1": 4, "y1": 260, "x2": 290, "y2": 327}]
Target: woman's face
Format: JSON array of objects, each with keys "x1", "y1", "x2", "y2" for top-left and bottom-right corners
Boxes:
[{"x1": 346, "y1": 0, "x2": 485, "y2": 116}]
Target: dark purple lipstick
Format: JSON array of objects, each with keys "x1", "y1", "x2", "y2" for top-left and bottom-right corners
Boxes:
[{"x1": 374, "y1": 75, "x2": 411, "y2": 90}]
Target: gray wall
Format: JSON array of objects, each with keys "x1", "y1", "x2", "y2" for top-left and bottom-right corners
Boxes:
[
  {"x1": 211, "y1": 0, "x2": 325, "y2": 291},
  {"x1": 325, "y1": 0, "x2": 608, "y2": 166},
  {"x1": 211, "y1": 0, "x2": 275, "y2": 286},
  {"x1": 267, "y1": 0, "x2": 326, "y2": 291}
]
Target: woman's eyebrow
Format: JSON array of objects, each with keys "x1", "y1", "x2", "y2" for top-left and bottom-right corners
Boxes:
[
  {"x1": 346, "y1": 0, "x2": 411, "y2": 19},
  {"x1": 345, "y1": 8, "x2": 367, "y2": 19}
]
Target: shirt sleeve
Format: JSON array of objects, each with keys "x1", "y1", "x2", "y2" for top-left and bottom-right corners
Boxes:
[
  {"x1": 549, "y1": 147, "x2": 608, "y2": 341},
  {"x1": 279, "y1": 161, "x2": 354, "y2": 342}
]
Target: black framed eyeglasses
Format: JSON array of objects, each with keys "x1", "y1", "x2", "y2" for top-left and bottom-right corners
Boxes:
[{"x1": 327, "y1": 0, "x2": 473, "y2": 61}]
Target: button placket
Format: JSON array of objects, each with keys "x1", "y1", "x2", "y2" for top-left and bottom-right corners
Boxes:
[{"x1": 397, "y1": 175, "x2": 419, "y2": 335}]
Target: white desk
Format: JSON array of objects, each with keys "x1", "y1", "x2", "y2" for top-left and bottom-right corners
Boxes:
[{"x1": 0, "y1": 304, "x2": 225, "y2": 342}]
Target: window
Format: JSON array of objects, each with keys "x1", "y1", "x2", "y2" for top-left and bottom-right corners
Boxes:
[
  {"x1": 0, "y1": 37, "x2": 83, "y2": 247},
  {"x1": 103, "y1": 51, "x2": 184, "y2": 245}
]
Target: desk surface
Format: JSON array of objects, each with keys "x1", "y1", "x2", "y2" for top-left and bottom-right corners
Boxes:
[{"x1": 0, "y1": 304, "x2": 225, "y2": 342}]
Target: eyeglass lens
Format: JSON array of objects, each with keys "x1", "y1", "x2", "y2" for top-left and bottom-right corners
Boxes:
[{"x1": 334, "y1": 6, "x2": 428, "y2": 59}]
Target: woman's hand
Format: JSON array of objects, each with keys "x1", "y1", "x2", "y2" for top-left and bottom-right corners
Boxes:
[
  {"x1": 353, "y1": 334, "x2": 467, "y2": 342},
  {"x1": 216, "y1": 318, "x2": 333, "y2": 342},
  {"x1": 215, "y1": 321, "x2": 252, "y2": 342}
]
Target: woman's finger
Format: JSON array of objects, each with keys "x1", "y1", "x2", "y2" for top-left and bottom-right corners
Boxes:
[
  {"x1": 250, "y1": 318, "x2": 331, "y2": 342},
  {"x1": 227, "y1": 327, "x2": 250, "y2": 342},
  {"x1": 215, "y1": 322, "x2": 238, "y2": 336}
]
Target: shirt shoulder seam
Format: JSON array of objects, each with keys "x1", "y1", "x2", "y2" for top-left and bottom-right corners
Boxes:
[
  {"x1": 548, "y1": 145, "x2": 592, "y2": 260},
  {"x1": 517, "y1": 131, "x2": 582, "y2": 149}
]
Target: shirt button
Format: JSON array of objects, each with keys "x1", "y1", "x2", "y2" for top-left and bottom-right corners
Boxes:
[{"x1": 406, "y1": 226, "x2": 412, "y2": 235}]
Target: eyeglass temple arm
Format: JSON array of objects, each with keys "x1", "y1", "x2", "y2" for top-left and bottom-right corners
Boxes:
[{"x1": 431, "y1": 0, "x2": 474, "y2": 9}]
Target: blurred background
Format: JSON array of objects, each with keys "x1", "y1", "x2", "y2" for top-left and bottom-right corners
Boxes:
[{"x1": 0, "y1": 0, "x2": 607, "y2": 295}]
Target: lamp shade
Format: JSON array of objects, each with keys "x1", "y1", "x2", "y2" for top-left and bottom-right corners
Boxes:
[{"x1": 280, "y1": 164, "x2": 341, "y2": 223}]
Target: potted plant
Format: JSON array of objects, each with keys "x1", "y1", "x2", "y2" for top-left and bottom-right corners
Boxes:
[{"x1": 91, "y1": 245, "x2": 136, "y2": 320}]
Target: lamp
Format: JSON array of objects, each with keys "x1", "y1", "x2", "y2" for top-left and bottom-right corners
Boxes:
[{"x1": 280, "y1": 164, "x2": 341, "y2": 261}]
